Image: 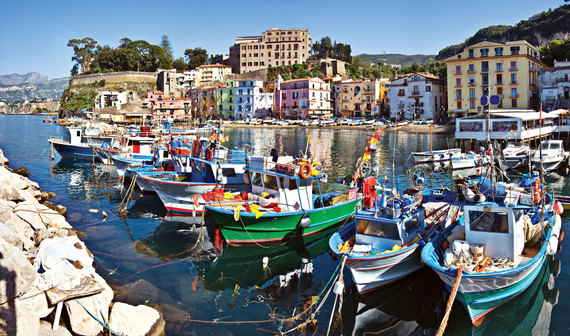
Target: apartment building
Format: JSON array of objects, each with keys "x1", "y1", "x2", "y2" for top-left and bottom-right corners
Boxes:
[
  {"x1": 446, "y1": 40, "x2": 545, "y2": 117},
  {"x1": 229, "y1": 28, "x2": 312, "y2": 74},
  {"x1": 388, "y1": 73, "x2": 447, "y2": 121},
  {"x1": 149, "y1": 94, "x2": 192, "y2": 122},
  {"x1": 196, "y1": 64, "x2": 233, "y2": 87},
  {"x1": 216, "y1": 79, "x2": 238, "y2": 119},
  {"x1": 274, "y1": 77, "x2": 332, "y2": 119},
  {"x1": 539, "y1": 60, "x2": 570, "y2": 111},
  {"x1": 95, "y1": 90, "x2": 127, "y2": 110},
  {"x1": 333, "y1": 79, "x2": 386, "y2": 118}
]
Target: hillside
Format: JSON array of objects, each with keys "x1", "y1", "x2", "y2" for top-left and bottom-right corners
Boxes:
[
  {"x1": 0, "y1": 77, "x2": 70, "y2": 102},
  {"x1": 437, "y1": 4, "x2": 570, "y2": 60},
  {"x1": 358, "y1": 53, "x2": 436, "y2": 66},
  {"x1": 0, "y1": 72, "x2": 50, "y2": 86}
]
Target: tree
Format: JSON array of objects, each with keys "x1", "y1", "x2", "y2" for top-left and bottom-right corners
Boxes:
[
  {"x1": 173, "y1": 57, "x2": 187, "y2": 72},
  {"x1": 540, "y1": 39, "x2": 570, "y2": 66},
  {"x1": 160, "y1": 35, "x2": 173, "y2": 58},
  {"x1": 67, "y1": 37, "x2": 99, "y2": 75},
  {"x1": 311, "y1": 37, "x2": 333, "y2": 59},
  {"x1": 184, "y1": 48, "x2": 208, "y2": 69}
]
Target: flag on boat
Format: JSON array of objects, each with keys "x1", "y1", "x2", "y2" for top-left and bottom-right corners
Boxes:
[{"x1": 378, "y1": 127, "x2": 385, "y2": 136}]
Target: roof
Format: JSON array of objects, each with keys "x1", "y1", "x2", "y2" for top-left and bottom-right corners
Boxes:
[
  {"x1": 460, "y1": 109, "x2": 564, "y2": 121},
  {"x1": 199, "y1": 64, "x2": 232, "y2": 68},
  {"x1": 281, "y1": 77, "x2": 324, "y2": 84}
]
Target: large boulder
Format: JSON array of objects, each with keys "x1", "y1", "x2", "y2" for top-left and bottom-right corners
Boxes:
[
  {"x1": 64, "y1": 272, "x2": 114, "y2": 336},
  {"x1": 5, "y1": 212, "x2": 36, "y2": 251},
  {"x1": 0, "y1": 293, "x2": 41, "y2": 336},
  {"x1": 0, "y1": 183, "x2": 25, "y2": 202},
  {"x1": 0, "y1": 236, "x2": 37, "y2": 305},
  {"x1": 13, "y1": 201, "x2": 71, "y2": 231},
  {"x1": 109, "y1": 302, "x2": 165, "y2": 336},
  {"x1": 0, "y1": 224, "x2": 24, "y2": 250},
  {"x1": 39, "y1": 320, "x2": 73, "y2": 336}
]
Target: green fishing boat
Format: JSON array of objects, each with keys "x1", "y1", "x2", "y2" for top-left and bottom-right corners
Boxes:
[{"x1": 205, "y1": 155, "x2": 362, "y2": 245}]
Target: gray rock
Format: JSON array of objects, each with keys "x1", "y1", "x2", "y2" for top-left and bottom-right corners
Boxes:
[
  {"x1": 0, "y1": 224, "x2": 24, "y2": 250},
  {"x1": 0, "y1": 236, "x2": 37, "y2": 305},
  {"x1": 39, "y1": 320, "x2": 73, "y2": 336},
  {"x1": 0, "y1": 294, "x2": 41, "y2": 336},
  {"x1": 5, "y1": 212, "x2": 36, "y2": 250},
  {"x1": 13, "y1": 201, "x2": 48, "y2": 231},
  {"x1": 64, "y1": 273, "x2": 114, "y2": 336},
  {"x1": 109, "y1": 302, "x2": 165, "y2": 336},
  {"x1": 0, "y1": 183, "x2": 24, "y2": 202}
]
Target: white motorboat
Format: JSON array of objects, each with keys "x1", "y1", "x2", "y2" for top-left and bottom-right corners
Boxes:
[
  {"x1": 413, "y1": 148, "x2": 462, "y2": 164},
  {"x1": 451, "y1": 153, "x2": 488, "y2": 170},
  {"x1": 502, "y1": 142, "x2": 532, "y2": 170},
  {"x1": 531, "y1": 140, "x2": 568, "y2": 172}
]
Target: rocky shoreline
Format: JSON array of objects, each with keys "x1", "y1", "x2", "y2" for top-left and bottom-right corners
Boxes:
[{"x1": 0, "y1": 148, "x2": 165, "y2": 336}]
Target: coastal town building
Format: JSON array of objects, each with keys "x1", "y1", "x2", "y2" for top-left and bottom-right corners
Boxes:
[
  {"x1": 95, "y1": 90, "x2": 128, "y2": 110},
  {"x1": 539, "y1": 60, "x2": 570, "y2": 111},
  {"x1": 332, "y1": 79, "x2": 388, "y2": 118},
  {"x1": 216, "y1": 79, "x2": 237, "y2": 119},
  {"x1": 199, "y1": 86, "x2": 219, "y2": 119},
  {"x1": 388, "y1": 73, "x2": 447, "y2": 121},
  {"x1": 151, "y1": 96, "x2": 192, "y2": 123},
  {"x1": 157, "y1": 69, "x2": 186, "y2": 97},
  {"x1": 274, "y1": 77, "x2": 332, "y2": 119},
  {"x1": 228, "y1": 28, "x2": 312, "y2": 74},
  {"x1": 196, "y1": 64, "x2": 233, "y2": 87},
  {"x1": 445, "y1": 40, "x2": 545, "y2": 117}
]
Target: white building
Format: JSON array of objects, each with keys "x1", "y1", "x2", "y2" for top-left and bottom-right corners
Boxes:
[
  {"x1": 539, "y1": 60, "x2": 570, "y2": 111},
  {"x1": 255, "y1": 91, "x2": 274, "y2": 118},
  {"x1": 388, "y1": 72, "x2": 447, "y2": 122},
  {"x1": 235, "y1": 80, "x2": 264, "y2": 119},
  {"x1": 95, "y1": 90, "x2": 128, "y2": 110}
]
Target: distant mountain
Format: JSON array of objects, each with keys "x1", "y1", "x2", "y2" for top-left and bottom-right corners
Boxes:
[
  {"x1": 437, "y1": 4, "x2": 570, "y2": 60},
  {"x1": 358, "y1": 53, "x2": 437, "y2": 67},
  {"x1": 0, "y1": 72, "x2": 50, "y2": 86},
  {"x1": 0, "y1": 77, "x2": 69, "y2": 102}
]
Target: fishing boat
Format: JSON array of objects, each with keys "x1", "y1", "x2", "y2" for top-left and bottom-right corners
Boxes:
[
  {"x1": 501, "y1": 142, "x2": 532, "y2": 170},
  {"x1": 136, "y1": 140, "x2": 251, "y2": 214},
  {"x1": 48, "y1": 126, "x2": 99, "y2": 160},
  {"x1": 413, "y1": 149, "x2": 462, "y2": 165},
  {"x1": 451, "y1": 153, "x2": 488, "y2": 170},
  {"x1": 205, "y1": 154, "x2": 361, "y2": 245},
  {"x1": 421, "y1": 173, "x2": 564, "y2": 325},
  {"x1": 329, "y1": 187, "x2": 459, "y2": 294},
  {"x1": 91, "y1": 134, "x2": 156, "y2": 165},
  {"x1": 531, "y1": 140, "x2": 568, "y2": 172}
]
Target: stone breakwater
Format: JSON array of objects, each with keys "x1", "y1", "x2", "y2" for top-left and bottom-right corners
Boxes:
[{"x1": 0, "y1": 149, "x2": 165, "y2": 336}]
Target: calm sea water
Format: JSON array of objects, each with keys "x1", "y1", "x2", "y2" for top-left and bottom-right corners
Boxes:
[{"x1": 0, "y1": 114, "x2": 568, "y2": 335}]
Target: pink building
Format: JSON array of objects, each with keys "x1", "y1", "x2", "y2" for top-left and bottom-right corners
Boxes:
[
  {"x1": 150, "y1": 94, "x2": 192, "y2": 122},
  {"x1": 147, "y1": 91, "x2": 164, "y2": 111},
  {"x1": 274, "y1": 77, "x2": 332, "y2": 119}
]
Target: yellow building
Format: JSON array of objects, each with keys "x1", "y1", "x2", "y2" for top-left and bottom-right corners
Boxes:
[
  {"x1": 196, "y1": 64, "x2": 233, "y2": 87},
  {"x1": 446, "y1": 40, "x2": 545, "y2": 117}
]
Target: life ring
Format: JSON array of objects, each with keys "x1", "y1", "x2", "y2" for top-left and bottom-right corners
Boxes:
[
  {"x1": 206, "y1": 149, "x2": 214, "y2": 161},
  {"x1": 299, "y1": 163, "x2": 311, "y2": 179},
  {"x1": 533, "y1": 179, "x2": 541, "y2": 204}
]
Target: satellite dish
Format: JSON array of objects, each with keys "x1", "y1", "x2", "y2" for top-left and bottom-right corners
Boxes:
[
  {"x1": 490, "y1": 95, "x2": 501, "y2": 105},
  {"x1": 480, "y1": 96, "x2": 489, "y2": 106}
]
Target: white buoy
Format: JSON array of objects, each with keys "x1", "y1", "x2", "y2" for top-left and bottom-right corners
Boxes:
[
  {"x1": 333, "y1": 281, "x2": 344, "y2": 295},
  {"x1": 300, "y1": 217, "x2": 311, "y2": 228},
  {"x1": 262, "y1": 256, "x2": 269, "y2": 268},
  {"x1": 548, "y1": 214, "x2": 562, "y2": 255}
]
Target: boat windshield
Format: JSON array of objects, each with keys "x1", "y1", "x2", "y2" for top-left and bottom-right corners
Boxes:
[
  {"x1": 508, "y1": 142, "x2": 523, "y2": 147},
  {"x1": 357, "y1": 219, "x2": 400, "y2": 240},
  {"x1": 539, "y1": 142, "x2": 551, "y2": 150},
  {"x1": 550, "y1": 143, "x2": 561, "y2": 150},
  {"x1": 469, "y1": 211, "x2": 509, "y2": 233}
]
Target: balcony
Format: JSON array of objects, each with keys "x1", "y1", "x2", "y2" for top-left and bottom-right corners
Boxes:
[
  {"x1": 509, "y1": 67, "x2": 518, "y2": 71},
  {"x1": 455, "y1": 71, "x2": 462, "y2": 75},
  {"x1": 482, "y1": 81, "x2": 489, "y2": 86},
  {"x1": 411, "y1": 91, "x2": 420, "y2": 95},
  {"x1": 468, "y1": 81, "x2": 476, "y2": 86},
  {"x1": 510, "y1": 81, "x2": 517, "y2": 85},
  {"x1": 511, "y1": 93, "x2": 519, "y2": 98},
  {"x1": 496, "y1": 80, "x2": 503, "y2": 85},
  {"x1": 467, "y1": 69, "x2": 476, "y2": 74},
  {"x1": 481, "y1": 68, "x2": 489, "y2": 73}
]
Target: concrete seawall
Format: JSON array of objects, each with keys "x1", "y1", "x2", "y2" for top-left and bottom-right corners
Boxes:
[{"x1": 0, "y1": 148, "x2": 165, "y2": 336}]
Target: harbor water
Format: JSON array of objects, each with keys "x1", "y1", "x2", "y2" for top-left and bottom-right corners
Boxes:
[{"x1": 1, "y1": 114, "x2": 568, "y2": 335}]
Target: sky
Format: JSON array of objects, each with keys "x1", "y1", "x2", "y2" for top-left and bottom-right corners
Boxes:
[{"x1": 0, "y1": 0, "x2": 566, "y2": 79}]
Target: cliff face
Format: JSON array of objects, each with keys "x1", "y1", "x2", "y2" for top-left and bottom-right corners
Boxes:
[
  {"x1": 0, "y1": 72, "x2": 50, "y2": 86},
  {"x1": 0, "y1": 77, "x2": 69, "y2": 102}
]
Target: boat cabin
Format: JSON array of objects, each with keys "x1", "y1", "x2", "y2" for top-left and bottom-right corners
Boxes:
[
  {"x1": 67, "y1": 127, "x2": 85, "y2": 146},
  {"x1": 464, "y1": 204, "x2": 525, "y2": 264},
  {"x1": 246, "y1": 156, "x2": 319, "y2": 211},
  {"x1": 353, "y1": 208, "x2": 424, "y2": 252}
]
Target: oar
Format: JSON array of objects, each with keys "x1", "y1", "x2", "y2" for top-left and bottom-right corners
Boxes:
[{"x1": 437, "y1": 265, "x2": 468, "y2": 336}]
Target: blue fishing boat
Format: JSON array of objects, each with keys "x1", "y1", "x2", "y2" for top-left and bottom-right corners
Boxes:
[
  {"x1": 421, "y1": 173, "x2": 564, "y2": 325},
  {"x1": 48, "y1": 126, "x2": 98, "y2": 160},
  {"x1": 330, "y1": 187, "x2": 459, "y2": 294}
]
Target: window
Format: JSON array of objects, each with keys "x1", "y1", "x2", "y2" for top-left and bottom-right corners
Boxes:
[
  {"x1": 511, "y1": 88, "x2": 517, "y2": 97},
  {"x1": 496, "y1": 73, "x2": 502, "y2": 84},
  {"x1": 282, "y1": 92, "x2": 286, "y2": 99},
  {"x1": 470, "y1": 101, "x2": 475, "y2": 109},
  {"x1": 456, "y1": 65, "x2": 461, "y2": 74},
  {"x1": 468, "y1": 49, "x2": 474, "y2": 58},
  {"x1": 468, "y1": 64, "x2": 475, "y2": 72},
  {"x1": 482, "y1": 74, "x2": 489, "y2": 85},
  {"x1": 357, "y1": 220, "x2": 400, "y2": 239},
  {"x1": 457, "y1": 101, "x2": 462, "y2": 109},
  {"x1": 426, "y1": 86, "x2": 431, "y2": 92},
  {"x1": 511, "y1": 73, "x2": 517, "y2": 84},
  {"x1": 469, "y1": 211, "x2": 509, "y2": 233},
  {"x1": 512, "y1": 98, "x2": 517, "y2": 107},
  {"x1": 263, "y1": 175, "x2": 279, "y2": 190},
  {"x1": 481, "y1": 61, "x2": 489, "y2": 72},
  {"x1": 470, "y1": 88, "x2": 475, "y2": 99},
  {"x1": 480, "y1": 48, "x2": 489, "y2": 57},
  {"x1": 469, "y1": 75, "x2": 475, "y2": 85},
  {"x1": 456, "y1": 89, "x2": 462, "y2": 100},
  {"x1": 497, "y1": 63, "x2": 502, "y2": 71},
  {"x1": 495, "y1": 47, "x2": 503, "y2": 56},
  {"x1": 510, "y1": 61, "x2": 517, "y2": 71},
  {"x1": 497, "y1": 87, "x2": 503, "y2": 95}
]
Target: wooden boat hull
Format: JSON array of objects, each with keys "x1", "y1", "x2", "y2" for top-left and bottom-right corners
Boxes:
[
  {"x1": 49, "y1": 139, "x2": 94, "y2": 160},
  {"x1": 330, "y1": 224, "x2": 423, "y2": 294},
  {"x1": 206, "y1": 198, "x2": 360, "y2": 245},
  {"x1": 421, "y1": 217, "x2": 556, "y2": 325}
]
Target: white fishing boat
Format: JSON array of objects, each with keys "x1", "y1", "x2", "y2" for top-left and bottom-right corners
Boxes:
[
  {"x1": 413, "y1": 148, "x2": 462, "y2": 164},
  {"x1": 451, "y1": 153, "x2": 488, "y2": 170},
  {"x1": 502, "y1": 142, "x2": 532, "y2": 170},
  {"x1": 531, "y1": 140, "x2": 568, "y2": 172}
]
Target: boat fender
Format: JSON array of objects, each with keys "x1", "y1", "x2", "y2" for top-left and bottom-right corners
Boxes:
[
  {"x1": 299, "y1": 163, "x2": 311, "y2": 179},
  {"x1": 206, "y1": 149, "x2": 214, "y2": 161},
  {"x1": 548, "y1": 214, "x2": 562, "y2": 255},
  {"x1": 300, "y1": 217, "x2": 311, "y2": 228},
  {"x1": 462, "y1": 186, "x2": 485, "y2": 203},
  {"x1": 533, "y1": 179, "x2": 541, "y2": 205},
  {"x1": 333, "y1": 281, "x2": 344, "y2": 295},
  {"x1": 554, "y1": 201, "x2": 564, "y2": 215},
  {"x1": 262, "y1": 257, "x2": 269, "y2": 268}
]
